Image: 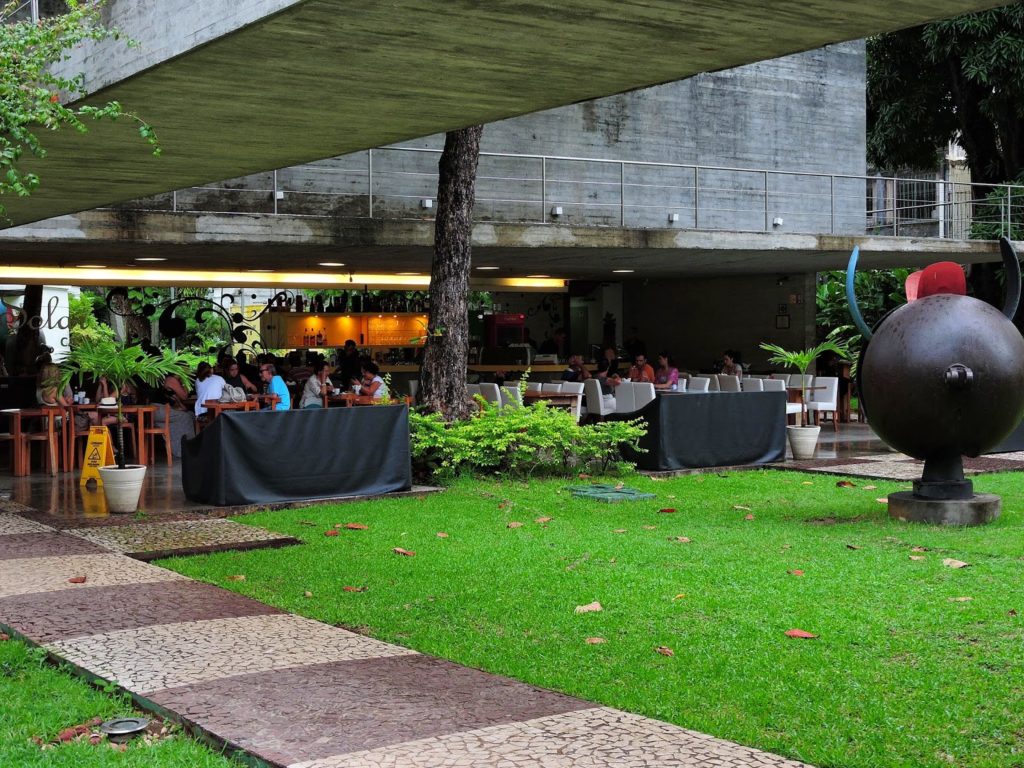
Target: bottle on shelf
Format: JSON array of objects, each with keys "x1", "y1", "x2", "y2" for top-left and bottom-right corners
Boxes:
[
  {"x1": 316, "y1": 328, "x2": 324, "y2": 346},
  {"x1": 351, "y1": 291, "x2": 362, "y2": 313},
  {"x1": 295, "y1": 294, "x2": 304, "y2": 312}
]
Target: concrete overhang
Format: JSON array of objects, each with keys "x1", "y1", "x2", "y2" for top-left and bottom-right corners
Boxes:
[
  {"x1": 0, "y1": 210, "x2": 1011, "y2": 280},
  {"x1": 0, "y1": 0, "x2": 1008, "y2": 229}
]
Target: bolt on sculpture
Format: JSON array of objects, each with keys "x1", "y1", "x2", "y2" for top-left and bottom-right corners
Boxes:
[{"x1": 847, "y1": 237, "x2": 1024, "y2": 525}]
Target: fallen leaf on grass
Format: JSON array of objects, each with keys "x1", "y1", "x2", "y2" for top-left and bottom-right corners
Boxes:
[
  {"x1": 67, "y1": 576, "x2": 87, "y2": 584},
  {"x1": 943, "y1": 558, "x2": 970, "y2": 569},
  {"x1": 578, "y1": 473, "x2": 591, "y2": 480},
  {"x1": 0, "y1": 633, "x2": 8, "y2": 641},
  {"x1": 585, "y1": 637, "x2": 607, "y2": 644},
  {"x1": 912, "y1": 546, "x2": 930, "y2": 552},
  {"x1": 436, "y1": 532, "x2": 449, "y2": 538},
  {"x1": 948, "y1": 596, "x2": 973, "y2": 602},
  {"x1": 801, "y1": 481, "x2": 814, "y2": 486},
  {"x1": 642, "y1": 525, "x2": 657, "y2": 530},
  {"x1": 669, "y1": 536, "x2": 692, "y2": 543},
  {"x1": 862, "y1": 484, "x2": 877, "y2": 490},
  {"x1": 658, "y1": 507, "x2": 677, "y2": 514},
  {"x1": 673, "y1": 593, "x2": 687, "y2": 600},
  {"x1": 666, "y1": 494, "x2": 677, "y2": 499},
  {"x1": 393, "y1": 548, "x2": 416, "y2": 557},
  {"x1": 788, "y1": 569, "x2": 805, "y2": 576},
  {"x1": 909, "y1": 555, "x2": 925, "y2": 561},
  {"x1": 303, "y1": 591, "x2": 313, "y2": 598},
  {"x1": 575, "y1": 601, "x2": 603, "y2": 614},
  {"x1": 297, "y1": 520, "x2": 317, "y2": 526},
  {"x1": 1009, "y1": 609, "x2": 1018, "y2": 617},
  {"x1": 343, "y1": 585, "x2": 367, "y2": 592},
  {"x1": 784, "y1": 628, "x2": 817, "y2": 639},
  {"x1": 836, "y1": 480, "x2": 856, "y2": 488},
  {"x1": 344, "y1": 523, "x2": 369, "y2": 530},
  {"x1": 733, "y1": 504, "x2": 752, "y2": 511},
  {"x1": 324, "y1": 530, "x2": 339, "y2": 537},
  {"x1": 875, "y1": 498, "x2": 888, "y2": 504},
  {"x1": 535, "y1": 517, "x2": 553, "y2": 524},
  {"x1": 498, "y1": 500, "x2": 512, "y2": 510},
  {"x1": 655, "y1": 646, "x2": 675, "y2": 656},
  {"x1": 615, "y1": 482, "x2": 625, "y2": 490},
  {"x1": 744, "y1": 513, "x2": 755, "y2": 521},
  {"x1": 225, "y1": 574, "x2": 246, "y2": 582},
  {"x1": 507, "y1": 521, "x2": 524, "y2": 529},
  {"x1": 613, "y1": 528, "x2": 627, "y2": 534},
  {"x1": 846, "y1": 544, "x2": 862, "y2": 550}
]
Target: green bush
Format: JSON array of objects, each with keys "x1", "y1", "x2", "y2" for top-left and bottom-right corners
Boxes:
[{"x1": 409, "y1": 399, "x2": 646, "y2": 479}]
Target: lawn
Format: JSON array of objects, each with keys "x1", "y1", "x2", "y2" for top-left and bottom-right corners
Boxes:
[
  {"x1": 160, "y1": 470, "x2": 1024, "y2": 768},
  {"x1": 0, "y1": 638, "x2": 237, "y2": 768}
]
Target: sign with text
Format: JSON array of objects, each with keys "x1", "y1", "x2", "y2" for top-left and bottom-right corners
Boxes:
[{"x1": 80, "y1": 426, "x2": 114, "y2": 486}]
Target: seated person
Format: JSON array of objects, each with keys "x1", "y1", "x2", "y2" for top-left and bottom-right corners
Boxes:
[
  {"x1": 600, "y1": 371, "x2": 623, "y2": 396},
  {"x1": 654, "y1": 352, "x2": 680, "y2": 390},
  {"x1": 720, "y1": 350, "x2": 743, "y2": 377},
  {"x1": 299, "y1": 360, "x2": 334, "y2": 409},
  {"x1": 259, "y1": 363, "x2": 291, "y2": 410},
  {"x1": 355, "y1": 361, "x2": 388, "y2": 400},
  {"x1": 596, "y1": 346, "x2": 621, "y2": 379},
  {"x1": 628, "y1": 353, "x2": 655, "y2": 383},
  {"x1": 194, "y1": 362, "x2": 226, "y2": 417},
  {"x1": 149, "y1": 371, "x2": 195, "y2": 458},
  {"x1": 284, "y1": 351, "x2": 313, "y2": 384},
  {"x1": 561, "y1": 354, "x2": 591, "y2": 382},
  {"x1": 223, "y1": 357, "x2": 258, "y2": 393}
]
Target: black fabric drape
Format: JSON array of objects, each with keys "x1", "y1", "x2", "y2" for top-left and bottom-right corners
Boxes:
[
  {"x1": 182, "y1": 405, "x2": 412, "y2": 505},
  {"x1": 612, "y1": 392, "x2": 786, "y2": 471}
]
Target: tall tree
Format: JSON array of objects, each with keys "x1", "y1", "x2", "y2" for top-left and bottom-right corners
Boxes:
[
  {"x1": 867, "y1": 4, "x2": 1024, "y2": 184},
  {"x1": 419, "y1": 126, "x2": 483, "y2": 421}
]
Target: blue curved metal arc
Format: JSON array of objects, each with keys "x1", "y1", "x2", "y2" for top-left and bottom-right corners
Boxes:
[
  {"x1": 845, "y1": 246, "x2": 872, "y2": 340},
  {"x1": 999, "y1": 236, "x2": 1021, "y2": 320}
]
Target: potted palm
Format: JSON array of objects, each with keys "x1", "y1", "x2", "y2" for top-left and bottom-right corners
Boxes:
[
  {"x1": 759, "y1": 333, "x2": 848, "y2": 460},
  {"x1": 61, "y1": 337, "x2": 193, "y2": 513}
]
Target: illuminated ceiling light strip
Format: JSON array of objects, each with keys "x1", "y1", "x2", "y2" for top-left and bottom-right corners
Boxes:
[{"x1": 0, "y1": 266, "x2": 565, "y2": 291}]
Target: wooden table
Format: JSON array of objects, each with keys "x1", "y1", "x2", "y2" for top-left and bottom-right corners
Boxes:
[
  {"x1": 69, "y1": 404, "x2": 157, "y2": 467},
  {"x1": 253, "y1": 393, "x2": 282, "y2": 410},
  {"x1": 522, "y1": 392, "x2": 579, "y2": 410},
  {"x1": 0, "y1": 408, "x2": 26, "y2": 476},
  {"x1": 325, "y1": 393, "x2": 376, "y2": 407},
  {"x1": 202, "y1": 400, "x2": 257, "y2": 420}
]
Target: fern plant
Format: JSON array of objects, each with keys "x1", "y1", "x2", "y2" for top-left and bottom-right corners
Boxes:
[
  {"x1": 60, "y1": 337, "x2": 193, "y2": 468},
  {"x1": 759, "y1": 331, "x2": 848, "y2": 427}
]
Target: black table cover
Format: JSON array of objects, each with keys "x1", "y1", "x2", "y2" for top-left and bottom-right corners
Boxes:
[
  {"x1": 611, "y1": 392, "x2": 787, "y2": 471},
  {"x1": 987, "y1": 414, "x2": 1024, "y2": 453},
  {"x1": 181, "y1": 405, "x2": 412, "y2": 506}
]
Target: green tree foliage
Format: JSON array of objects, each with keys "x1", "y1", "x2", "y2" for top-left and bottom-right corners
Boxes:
[
  {"x1": 816, "y1": 268, "x2": 911, "y2": 333},
  {"x1": 867, "y1": 5, "x2": 1024, "y2": 184},
  {"x1": 0, "y1": 0, "x2": 158, "y2": 218}
]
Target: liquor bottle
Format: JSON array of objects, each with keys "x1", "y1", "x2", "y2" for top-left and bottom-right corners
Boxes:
[
  {"x1": 351, "y1": 291, "x2": 362, "y2": 313},
  {"x1": 295, "y1": 294, "x2": 304, "y2": 313},
  {"x1": 338, "y1": 291, "x2": 348, "y2": 312}
]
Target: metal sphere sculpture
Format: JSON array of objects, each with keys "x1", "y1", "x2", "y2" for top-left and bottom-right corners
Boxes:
[{"x1": 847, "y1": 238, "x2": 1024, "y2": 522}]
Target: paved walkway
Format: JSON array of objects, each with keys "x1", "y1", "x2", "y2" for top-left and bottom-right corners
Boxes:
[{"x1": 0, "y1": 511, "x2": 813, "y2": 768}]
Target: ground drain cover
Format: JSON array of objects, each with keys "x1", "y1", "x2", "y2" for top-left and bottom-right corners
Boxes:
[
  {"x1": 565, "y1": 483, "x2": 656, "y2": 503},
  {"x1": 100, "y1": 717, "x2": 149, "y2": 742}
]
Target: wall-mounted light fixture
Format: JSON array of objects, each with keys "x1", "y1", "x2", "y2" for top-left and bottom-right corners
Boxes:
[
  {"x1": 420, "y1": 198, "x2": 433, "y2": 210},
  {"x1": 551, "y1": 206, "x2": 563, "y2": 217},
  {"x1": 772, "y1": 217, "x2": 784, "y2": 228},
  {"x1": 668, "y1": 213, "x2": 679, "y2": 223},
  {"x1": 274, "y1": 190, "x2": 285, "y2": 201}
]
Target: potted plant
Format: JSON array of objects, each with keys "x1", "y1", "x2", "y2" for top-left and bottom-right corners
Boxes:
[
  {"x1": 61, "y1": 337, "x2": 193, "y2": 513},
  {"x1": 759, "y1": 333, "x2": 848, "y2": 460}
]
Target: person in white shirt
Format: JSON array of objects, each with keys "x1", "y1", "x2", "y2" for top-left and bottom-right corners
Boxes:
[{"x1": 194, "y1": 362, "x2": 226, "y2": 417}]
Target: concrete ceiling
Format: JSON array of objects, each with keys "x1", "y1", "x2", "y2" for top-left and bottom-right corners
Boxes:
[
  {"x1": 0, "y1": 210, "x2": 1010, "y2": 281},
  {"x1": 1, "y1": 0, "x2": 1007, "y2": 229}
]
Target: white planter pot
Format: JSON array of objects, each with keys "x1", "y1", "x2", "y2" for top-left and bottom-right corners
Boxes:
[
  {"x1": 787, "y1": 425, "x2": 821, "y2": 460},
  {"x1": 98, "y1": 465, "x2": 147, "y2": 514}
]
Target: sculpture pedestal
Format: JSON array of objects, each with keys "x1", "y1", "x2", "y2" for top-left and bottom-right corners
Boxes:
[{"x1": 888, "y1": 492, "x2": 1000, "y2": 526}]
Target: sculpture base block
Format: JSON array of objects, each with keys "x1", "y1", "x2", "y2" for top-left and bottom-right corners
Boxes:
[{"x1": 888, "y1": 492, "x2": 1000, "y2": 526}]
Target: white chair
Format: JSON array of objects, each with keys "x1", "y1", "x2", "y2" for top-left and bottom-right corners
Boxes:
[
  {"x1": 807, "y1": 376, "x2": 840, "y2": 430},
  {"x1": 687, "y1": 376, "x2": 710, "y2": 393},
  {"x1": 500, "y1": 384, "x2": 523, "y2": 408},
  {"x1": 466, "y1": 383, "x2": 482, "y2": 399},
  {"x1": 740, "y1": 377, "x2": 763, "y2": 392},
  {"x1": 561, "y1": 381, "x2": 585, "y2": 422},
  {"x1": 707, "y1": 375, "x2": 720, "y2": 392},
  {"x1": 774, "y1": 373, "x2": 791, "y2": 386},
  {"x1": 633, "y1": 382, "x2": 655, "y2": 409},
  {"x1": 541, "y1": 382, "x2": 563, "y2": 394},
  {"x1": 676, "y1": 378, "x2": 688, "y2": 392},
  {"x1": 409, "y1": 379, "x2": 420, "y2": 402},
  {"x1": 525, "y1": 381, "x2": 543, "y2": 395},
  {"x1": 615, "y1": 382, "x2": 636, "y2": 413},
  {"x1": 718, "y1": 374, "x2": 741, "y2": 392},
  {"x1": 583, "y1": 378, "x2": 614, "y2": 420},
  {"x1": 764, "y1": 378, "x2": 804, "y2": 421},
  {"x1": 478, "y1": 383, "x2": 501, "y2": 406}
]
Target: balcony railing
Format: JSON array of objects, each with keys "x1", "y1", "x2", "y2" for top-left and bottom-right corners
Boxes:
[{"x1": 111, "y1": 147, "x2": 1024, "y2": 242}]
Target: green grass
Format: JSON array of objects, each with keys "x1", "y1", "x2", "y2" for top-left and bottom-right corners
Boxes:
[
  {"x1": 159, "y1": 471, "x2": 1024, "y2": 768},
  {"x1": 0, "y1": 639, "x2": 237, "y2": 767}
]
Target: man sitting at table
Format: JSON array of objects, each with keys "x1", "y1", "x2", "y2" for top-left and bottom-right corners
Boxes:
[
  {"x1": 561, "y1": 354, "x2": 591, "y2": 382},
  {"x1": 628, "y1": 353, "x2": 655, "y2": 383},
  {"x1": 195, "y1": 362, "x2": 226, "y2": 418},
  {"x1": 260, "y1": 363, "x2": 291, "y2": 410}
]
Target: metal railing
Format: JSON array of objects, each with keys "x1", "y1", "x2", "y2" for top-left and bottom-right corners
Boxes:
[{"x1": 113, "y1": 147, "x2": 1024, "y2": 241}]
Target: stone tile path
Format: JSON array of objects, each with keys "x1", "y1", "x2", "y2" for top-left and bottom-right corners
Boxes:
[
  {"x1": 785, "y1": 452, "x2": 1024, "y2": 480},
  {"x1": 0, "y1": 511, "x2": 814, "y2": 768}
]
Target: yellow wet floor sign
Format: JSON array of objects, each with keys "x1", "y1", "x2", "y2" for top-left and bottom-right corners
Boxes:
[{"x1": 80, "y1": 426, "x2": 114, "y2": 486}]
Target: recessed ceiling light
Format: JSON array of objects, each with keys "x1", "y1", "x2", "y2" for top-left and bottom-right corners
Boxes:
[
  {"x1": 396, "y1": 272, "x2": 422, "y2": 276},
  {"x1": 527, "y1": 274, "x2": 551, "y2": 278},
  {"x1": 476, "y1": 266, "x2": 500, "y2": 270},
  {"x1": 612, "y1": 269, "x2": 635, "y2": 273},
  {"x1": 135, "y1": 257, "x2": 166, "y2": 262},
  {"x1": 76, "y1": 264, "x2": 106, "y2": 269},
  {"x1": 318, "y1": 262, "x2": 345, "y2": 267},
  {"x1": 247, "y1": 269, "x2": 273, "y2": 273}
]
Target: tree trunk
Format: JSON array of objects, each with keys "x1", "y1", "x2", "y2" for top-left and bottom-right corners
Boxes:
[
  {"x1": 11, "y1": 285, "x2": 44, "y2": 375},
  {"x1": 420, "y1": 126, "x2": 483, "y2": 421}
]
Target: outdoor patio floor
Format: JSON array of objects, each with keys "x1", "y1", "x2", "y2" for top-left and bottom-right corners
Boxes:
[{"x1": 0, "y1": 511, "x2": 815, "y2": 767}]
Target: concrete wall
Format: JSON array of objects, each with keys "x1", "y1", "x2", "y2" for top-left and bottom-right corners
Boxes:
[
  {"x1": 126, "y1": 41, "x2": 866, "y2": 236},
  {"x1": 621, "y1": 273, "x2": 815, "y2": 373}
]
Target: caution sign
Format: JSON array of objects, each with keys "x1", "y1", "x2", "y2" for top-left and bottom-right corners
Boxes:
[{"x1": 80, "y1": 426, "x2": 114, "y2": 486}]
